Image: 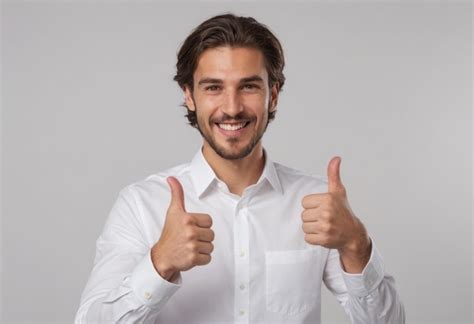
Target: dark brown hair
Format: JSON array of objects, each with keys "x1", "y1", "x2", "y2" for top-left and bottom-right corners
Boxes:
[{"x1": 173, "y1": 13, "x2": 286, "y2": 128}]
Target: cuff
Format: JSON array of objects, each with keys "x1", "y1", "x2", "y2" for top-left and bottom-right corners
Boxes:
[
  {"x1": 130, "y1": 250, "x2": 182, "y2": 308},
  {"x1": 340, "y1": 238, "x2": 385, "y2": 297}
]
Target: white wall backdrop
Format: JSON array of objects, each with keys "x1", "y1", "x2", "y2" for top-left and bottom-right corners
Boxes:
[{"x1": 1, "y1": 1, "x2": 472, "y2": 323}]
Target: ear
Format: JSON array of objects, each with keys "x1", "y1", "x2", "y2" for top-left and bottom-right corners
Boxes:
[
  {"x1": 184, "y1": 85, "x2": 196, "y2": 112},
  {"x1": 269, "y1": 83, "x2": 279, "y2": 113}
]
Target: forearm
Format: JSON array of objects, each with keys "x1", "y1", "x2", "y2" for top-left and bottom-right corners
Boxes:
[
  {"x1": 339, "y1": 234, "x2": 372, "y2": 274},
  {"x1": 342, "y1": 244, "x2": 405, "y2": 324},
  {"x1": 343, "y1": 274, "x2": 405, "y2": 324},
  {"x1": 75, "y1": 251, "x2": 181, "y2": 324},
  {"x1": 324, "y1": 241, "x2": 405, "y2": 324},
  {"x1": 77, "y1": 291, "x2": 153, "y2": 324}
]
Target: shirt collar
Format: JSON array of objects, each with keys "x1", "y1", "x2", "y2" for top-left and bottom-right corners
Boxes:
[
  {"x1": 189, "y1": 147, "x2": 217, "y2": 198},
  {"x1": 259, "y1": 149, "x2": 283, "y2": 195},
  {"x1": 189, "y1": 146, "x2": 283, "y2": 199}
]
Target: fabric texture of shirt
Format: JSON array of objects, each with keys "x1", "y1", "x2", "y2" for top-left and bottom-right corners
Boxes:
[{"x1": 75, "y1": 147, "x2": 405, "y2": 323}]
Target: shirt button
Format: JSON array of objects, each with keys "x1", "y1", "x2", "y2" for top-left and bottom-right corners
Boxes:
[
  {"x1": 240, "y1": 251, "x2": 245, "y2": 257},
  {"x1": 239, "y1": 309, "x2": 245, "y2": 316},
  {"x1": 239, "y1": 283, "x2": 245, "y2": 290},
  {"x1": 144, "y1": 292, "x2": 152, "y2": 300}
]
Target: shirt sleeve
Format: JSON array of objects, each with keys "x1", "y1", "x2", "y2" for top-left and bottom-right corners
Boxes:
[
  {"x1": 74, "y1": 185, "x2": 181, "y2": 323},
  {"x1": 323, "y1": 238, "x2": 406, "y2": 324}
]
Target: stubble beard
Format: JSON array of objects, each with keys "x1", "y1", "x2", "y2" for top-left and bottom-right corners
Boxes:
[{"x1": 193, "y1": 103, "x2": 271, "y2": 161}]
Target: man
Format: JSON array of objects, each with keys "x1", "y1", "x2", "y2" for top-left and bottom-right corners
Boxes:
[{"x1": 75, "y1": 13, "x2": 405, "y2": 323}]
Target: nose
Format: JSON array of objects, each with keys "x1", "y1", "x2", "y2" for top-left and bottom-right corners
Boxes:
[{"x1": 221, "y1": 89, "x2": 243, "y2": 117}]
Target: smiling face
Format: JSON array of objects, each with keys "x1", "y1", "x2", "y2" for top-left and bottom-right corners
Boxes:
[{"x1": 184, "y1": 46, "x2": 279, "y2": 160}]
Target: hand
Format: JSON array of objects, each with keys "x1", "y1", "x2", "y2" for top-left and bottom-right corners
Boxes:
[
  {"x1": 151, "y1": 176, "x2": 215, "y2": 281},
  {"x1": 301, "y1": 157, "x2": 371, "y2": 271}
]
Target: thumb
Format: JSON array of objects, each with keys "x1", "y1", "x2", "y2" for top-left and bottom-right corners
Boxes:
[
  {"x1": 167, "y1": 176, "x2": 185, "y2": 211},
  {"x1": 327, "y1": 156, "x2": 345, "y2": 194}
]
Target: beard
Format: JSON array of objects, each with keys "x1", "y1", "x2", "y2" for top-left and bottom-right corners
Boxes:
[{"x1": 193, "y1": 102, "x2": 271, "y2": 160}]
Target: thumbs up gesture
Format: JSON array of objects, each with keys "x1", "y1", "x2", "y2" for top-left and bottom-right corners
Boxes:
[
  {"x1": 151, "y1": 176, "x2": 215, "y2": 281},
  {"x1": 301, "y1": 157, "x2": 371, "y2": 271}
]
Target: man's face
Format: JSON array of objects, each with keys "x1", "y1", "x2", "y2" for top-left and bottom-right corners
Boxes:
[{"x1": 184, "y1": 46, "x2": 278, "y2": 160}]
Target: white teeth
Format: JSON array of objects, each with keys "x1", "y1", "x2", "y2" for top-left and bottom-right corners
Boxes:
[{"x1": 218, "y1": 122, "x2": 247, "y2": 131}]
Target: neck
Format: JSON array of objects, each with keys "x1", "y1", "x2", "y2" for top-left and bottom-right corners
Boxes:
[{"x1": 202, "y1": 142, "x2": 265, "y2": 196}]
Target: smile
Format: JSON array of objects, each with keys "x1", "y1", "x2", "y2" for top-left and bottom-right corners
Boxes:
[{"x1": 216, "y1": 121, "x2": 250, "y2": 131}]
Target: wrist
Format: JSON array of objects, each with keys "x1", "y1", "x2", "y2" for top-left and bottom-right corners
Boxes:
[
  {"x1": 338, "y1": 216, "x2": 372, "y2": 256},
  {"x1": 341, "y1": 236, "x2": 371, "y2": 258},
  {"x1": 151, "y1": 247, "x2": 177, "y2": 281},
  {"x1": 155, "y1": 262, "x2": 177, "y2": 281},
  {"x1": 338, "y1": 234, "x2": 372, "y2": 274},
  {"x1": 339, "y1": 223, "x2": 371, "y2": 258}
]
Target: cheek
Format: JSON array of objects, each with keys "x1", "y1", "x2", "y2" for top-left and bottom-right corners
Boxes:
[
  {"x1": 248, "y1": 93, "x2": 267, "y2": 105},
  {"x1": 197, "y1": 97, "x2": 225, "y2": 119},
  {"x1": 245, "y1": 95, "x2": 267, "y2": 113}
]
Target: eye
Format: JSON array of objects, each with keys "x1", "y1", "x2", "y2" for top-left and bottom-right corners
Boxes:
[
  {"x1": 242, "y1": 84, "x2": 258, "y2": 90},
  {"x1": 205, "y1": 85, "x2": 221, "y2": 92}
]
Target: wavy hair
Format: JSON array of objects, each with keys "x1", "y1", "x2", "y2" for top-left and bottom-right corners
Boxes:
[{"x1": 173, "y1": 13, "x2": 286, "y2": 128}]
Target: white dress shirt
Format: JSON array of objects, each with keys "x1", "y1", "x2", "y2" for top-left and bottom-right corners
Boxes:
[{"x1": 75, "y1": 147, "x2": 405, "y2": 323}]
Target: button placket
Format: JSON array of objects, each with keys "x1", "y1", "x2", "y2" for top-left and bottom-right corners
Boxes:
[{"x1": 234, "y1": 203, "x2": 250, "y2": 323}]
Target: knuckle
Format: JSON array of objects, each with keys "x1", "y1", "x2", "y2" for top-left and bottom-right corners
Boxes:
[
  {"x1": 182, "y1": 214, "x2": 194, "y2": 225},
  {"x1": 185, "y1": 228, "x2": 197, "y2": 240},
  {"x1": 187, "y1": 241, "x2": 198, "y2": 252},
  {"x1": 322, "y1": 210, "x2": 332, "y2": 219},
  {"x1": 189, "y1": 253, "x2": 199, "y2": 264},
  {"x1": 321, "y1": 222, "x2": 331, "y2": 233}
]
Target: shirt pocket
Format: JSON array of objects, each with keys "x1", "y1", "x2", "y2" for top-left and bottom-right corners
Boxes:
[{"x1": 265, "y1": 249, "x2": 319, "y2": 316}]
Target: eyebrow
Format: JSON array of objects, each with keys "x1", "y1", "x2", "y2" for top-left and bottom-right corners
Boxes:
[{"x1": 197, "y1": 75, "x2": 264, "y2": 86}]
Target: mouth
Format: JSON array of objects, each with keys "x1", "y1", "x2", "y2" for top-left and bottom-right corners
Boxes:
[{"x1": 214, "y1": 121, "x2": 251, "y2": 136}]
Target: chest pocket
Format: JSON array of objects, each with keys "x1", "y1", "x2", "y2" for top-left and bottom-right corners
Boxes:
[{"x1": 265, "y1": 249, "x2": 320, "y2": 316}]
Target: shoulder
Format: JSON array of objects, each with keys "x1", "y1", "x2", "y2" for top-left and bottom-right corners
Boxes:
[
  {"x1": 119, "y1": 162, "x2": 192, "y2": 200},
  {"x1": 273, "y1": 162, "x2": 328, "y2": 194}
]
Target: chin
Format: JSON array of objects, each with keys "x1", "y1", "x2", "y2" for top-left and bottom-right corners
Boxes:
[{"x1": 211, "y1": 141, "x2": 256, "y2": 160}]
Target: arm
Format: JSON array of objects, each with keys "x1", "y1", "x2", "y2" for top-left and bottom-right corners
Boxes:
[
  {"x1": 74, "y1": 185, "x2": 181, "y2": 323},
  {"x1": 302, "y1": 158, "x2": 405, "y2": 322},
  {"x1": 323, "y1": 238, "x2": 406, "y2": 324}
]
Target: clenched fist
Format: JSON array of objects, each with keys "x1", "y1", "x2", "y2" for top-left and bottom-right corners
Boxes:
[
  {"x1": 301, "y1": 157, "x2": 371, "y2": 273},
  {"x1": 151, "y1": 176, "x2": 215, "y2": 281}
]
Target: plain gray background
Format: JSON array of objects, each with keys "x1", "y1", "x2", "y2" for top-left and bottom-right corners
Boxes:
[{"x1": 1, "y1": 0, "x2": 472, "y2": 323}]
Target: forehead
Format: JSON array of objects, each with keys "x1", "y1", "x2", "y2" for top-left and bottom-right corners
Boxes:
[{"x1": 194, "y1": 46, "x2": 268, "y2": 82}]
